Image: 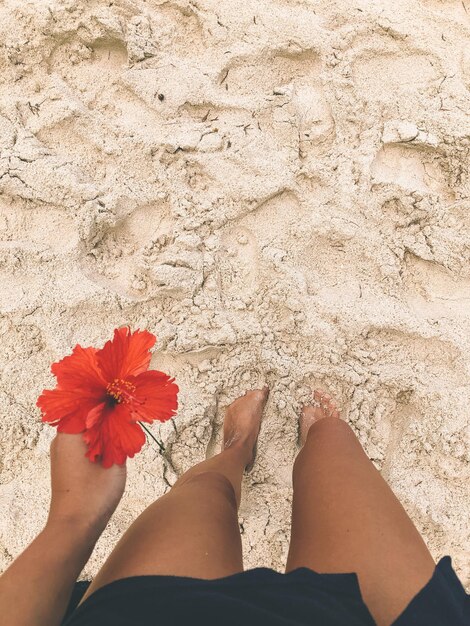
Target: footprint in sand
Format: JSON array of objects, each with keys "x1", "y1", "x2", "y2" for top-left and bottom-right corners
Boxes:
[
  {"x1": 371, "y1": 143, "x2": 455, "y2": 202},
  {"x1": 218, "y1": 190, "x2": 313, "y2": 299},
  {"x1": 402, "y1": 253, "x2": 470, "y2": 320},
  {"x1": 217, "y1": 49, "x2": 320, "y2": 99},
  {"x1": 352, "y1": 51, "x2": 439, "y2": 100},
  {"x1": 0, "y1": 196, "x2": 78, "y2": 255},
  {"x1": 48, "y1": 36, "x2": 128, "y2": 102},
  {"x1": 48, "y1": 36, "x2": 164, "y2": 138},
  {"x1": 132, "y1": 1, "x2": 207, "y2": 57},
  {"x1": 83, "y1": 200, "x2": 181, "y2": 298},
  {"x1": 360, "y1": 328, "x2": 465, "y2": 395},
  {"x1": 217, "y1": 49, "x2": 333, "y2": 159}
]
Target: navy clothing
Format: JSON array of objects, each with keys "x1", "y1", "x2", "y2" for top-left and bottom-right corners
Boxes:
[{"x1": 63, "y1": 556, "x2": 469, "y2": 625}]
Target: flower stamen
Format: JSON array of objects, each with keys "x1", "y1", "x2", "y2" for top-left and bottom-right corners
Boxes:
[{"x1": 107, "y1": 378, "x2": 137, "y2": 404}]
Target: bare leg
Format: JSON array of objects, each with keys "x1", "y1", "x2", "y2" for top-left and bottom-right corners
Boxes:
[
  {"x1": 80, "y1": 387, "x2": 269, "y2": 604},
  {"x1": 286, "y1": 390, "x2": 436, "y2": 626}
]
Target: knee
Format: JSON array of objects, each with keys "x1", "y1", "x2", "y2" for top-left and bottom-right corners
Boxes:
[
  {"x1": 307, "y1": 415, "x2": 355, "y2": 440},
  {"x1": 175, "y1": 471, "x2": 238, "y2": 509},
  {"x1": 294, "y1": 417, "x2": 356, "y2": 473}
]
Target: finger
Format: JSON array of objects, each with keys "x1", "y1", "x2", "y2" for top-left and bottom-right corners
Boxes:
[{"x1": 51, "y1": 432, "x2": 88, "y2": 457}]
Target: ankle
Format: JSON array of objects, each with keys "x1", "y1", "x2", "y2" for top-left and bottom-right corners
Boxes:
[{"x1": 223, "y1": 437, "x2": 252, "y2": 462}]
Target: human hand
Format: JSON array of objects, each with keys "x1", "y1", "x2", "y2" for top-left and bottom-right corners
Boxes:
[{"x1": 47, "y1": 433, "x2": 126, "y2": 537}]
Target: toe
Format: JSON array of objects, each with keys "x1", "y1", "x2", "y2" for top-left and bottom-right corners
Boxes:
[
  {"x1": 322, "y1": 394, "x2": 331, "y2": 405},
  {"x1": 252, "y1": 386, "x2": 269, "y2": 401},
  {"x1": 311, "y1": 390, "x2": 340, "y2": 415},
  {"x1": 314, "y1": 389, "x2": 330, "y2": 403}
]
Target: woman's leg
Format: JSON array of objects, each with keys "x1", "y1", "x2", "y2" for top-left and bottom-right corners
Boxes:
[
  {"x1": 80, "y1": 387, "x2": 269, "y2": 604},
  {"x1": 286, "y1": 390, "x2": 436, "y2": 626}
]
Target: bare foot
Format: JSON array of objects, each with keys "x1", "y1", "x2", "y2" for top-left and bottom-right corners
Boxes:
[
  {"x1": 299, "y1": 389, "x2": 341, "y2": 445},
  {"x1": 223, "y1": 386, "x2": 269, "y2": 470}
]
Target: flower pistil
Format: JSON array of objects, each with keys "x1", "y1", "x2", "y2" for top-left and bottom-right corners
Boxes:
[{"x1": 107, "y1": 378, "x2": 137, "y2": 404}]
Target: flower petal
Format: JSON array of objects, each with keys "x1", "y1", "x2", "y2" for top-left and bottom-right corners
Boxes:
[
  {"x1": 37, "y1": 388, "x2": 102, "y2": 433},
  {"x1": 96, "y1": 326, "x2": 156, "y2": 381},
  {"x1": 82, "y1": 403, "x2": 146, "y2": 468},
  {"x1": 128, "y1": 370, "x2": 179, "y2": 424},
  {"x1": 50, "y1": 345, "x2": 107, "y2": 392}
]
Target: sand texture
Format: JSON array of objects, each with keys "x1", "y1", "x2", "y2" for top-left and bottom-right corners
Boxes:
[{"x1": 0, "y1": 0, "x2": 469, "y2": 586}]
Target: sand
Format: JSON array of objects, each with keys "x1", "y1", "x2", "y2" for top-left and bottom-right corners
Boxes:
[{"x1": 0, "y1": 0, "x2": 469, "y2": 588}]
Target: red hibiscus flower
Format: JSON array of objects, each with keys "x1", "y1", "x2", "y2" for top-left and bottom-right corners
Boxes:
[{"x1": 37, "y1": 326, "x2": 179, "y2": 468}]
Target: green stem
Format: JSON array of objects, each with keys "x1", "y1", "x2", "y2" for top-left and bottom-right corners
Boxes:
[{"x1": 139, "y1": 422, "x2": 165, "y2": 454}]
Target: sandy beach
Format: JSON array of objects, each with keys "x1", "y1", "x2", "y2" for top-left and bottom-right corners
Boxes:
[{"x1": 0, "y1": 0, "x2": 469, "y2": 586}]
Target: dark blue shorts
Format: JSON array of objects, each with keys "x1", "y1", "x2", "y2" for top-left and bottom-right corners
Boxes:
[{"x1": 63, "y1": 555, "x2": 469, "y2": 625}]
